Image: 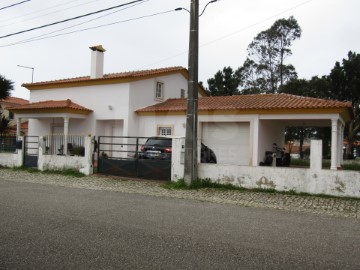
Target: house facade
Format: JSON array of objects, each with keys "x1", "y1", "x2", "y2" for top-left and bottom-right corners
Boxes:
[
  {"x1": 10, "y1": 46, "x2": 206, "y2": 154},
  {"x1": 9, "y1": 45, "x2": 353, "y2": 171}
]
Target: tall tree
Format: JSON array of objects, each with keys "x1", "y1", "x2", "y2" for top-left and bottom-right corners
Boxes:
[
  {"x1": 207, "y1": 66, "x2": 241, "y2": 96},
  {"x1": 0, "y1": 74, "x2": 14, "y2": 100},
  {"x1": 241, "y1": 16, "x2": 301, "y2": 94},
  {"x1": 329, "y1": 51, "x2": 360, "y2": 158}
]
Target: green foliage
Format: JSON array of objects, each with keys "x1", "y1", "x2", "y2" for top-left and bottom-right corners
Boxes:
[
  {"x1": 240, "y1": 16, "x2": 301, "y2": 94},
  {"x1": 7, "y1": 166, "x2": 85, "y2": 177},
  {"x1": 70, "y1": 146, "x2": 85, "y2": 156},
  {"x1": 0, "y1": 111, "x2": 10, "y2": 136},
  {"x1": 162, "y1": 179, "x2": 244, "y2": 190},
  {"x1": 206, "y1": 66, "x2": 241, "y2": 96},
  {"x1": 43, "y1": 169, "x2": 85, "y2": 177},
  {"x1": 329, "y1": 51, "x2": 360, "y2": 158},
  {"x1": 0, "y1": 74, "x2": 14, "y2": 100}
]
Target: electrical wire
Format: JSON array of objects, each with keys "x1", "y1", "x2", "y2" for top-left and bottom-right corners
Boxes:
[
  {"x1": 0, "y1": 8, "x2": 173, "y2": 47},
  {"x1": 0, "y1": 0, "x2": 147, "y2": 39},
  {"x1": 0, "y1": 0, "x2": 30, "y2": 12},
  {"x1": 0, "y1": 0, "x2": 100, "y2": 29},
  {"x1": 2, "y1": 0, "x2": 149, "y2": 45},
  {"x1": 0, "y1": 0, "x2": 86, "y2": 24}
]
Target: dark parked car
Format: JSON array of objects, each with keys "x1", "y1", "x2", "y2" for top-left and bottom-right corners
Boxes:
[
  {"x1": 140, "y1": 136, "x2": 217, "y2": 163},
  {"x1": 140, "y1": 137, "x2": 172, "y2": 160}
]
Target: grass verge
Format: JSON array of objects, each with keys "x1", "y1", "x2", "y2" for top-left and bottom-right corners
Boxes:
[
  {"x1": 2, "y1": 166, "x2": 85, "y2": 177},
  {"x1": 162, "y1": 178, "x2": 360, "y2": 201}
]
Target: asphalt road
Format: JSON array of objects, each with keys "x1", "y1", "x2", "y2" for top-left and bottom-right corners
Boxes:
[{"x1": 1, "y1": 179, "x2": 359, "y2": 270}]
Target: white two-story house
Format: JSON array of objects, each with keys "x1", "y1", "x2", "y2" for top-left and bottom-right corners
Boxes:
[{"x1": 10, "y1": 45, "x2": 353, "y2": 171}]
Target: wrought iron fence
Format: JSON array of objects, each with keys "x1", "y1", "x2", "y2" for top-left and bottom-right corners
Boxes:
[
  {"x1": 0, "y1": 134, "x2": 17, "y2": 153},
  {"x1": 43, "y1": 135, "x2": 85, "y2": 156}
]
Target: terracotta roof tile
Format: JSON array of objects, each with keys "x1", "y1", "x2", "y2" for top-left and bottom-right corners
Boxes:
[
  {"x1": 0, "y1": 96, "x2": 29, "y2": 106},
  {"x1": 136, "y1": 94, "x2": 353, "y2": 113},
  {"x1": 22, "y1": 66, "x2": 187, "y2": 87},
  {"x1": 8, "y1": 99, "x2": 92, "y2": 112}
]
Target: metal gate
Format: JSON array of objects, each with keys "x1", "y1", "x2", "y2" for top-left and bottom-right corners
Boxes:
[
  {"x1": 97, "y1": 136, "x2": 171, "y2": 180},
  {"x1": 24, "y1": 136, "x2": 39, "y2": 168}
]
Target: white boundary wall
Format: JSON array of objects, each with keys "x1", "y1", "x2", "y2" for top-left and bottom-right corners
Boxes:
[
  {"x1": 38, "y1": 136, "x2": 94, "y2": 175},
  {"x1": 171, "y1": 138, "x2": 360, "y2": 198},
  {"x1": 0, "y1": 136, "x2": 23, "y2": 168}
]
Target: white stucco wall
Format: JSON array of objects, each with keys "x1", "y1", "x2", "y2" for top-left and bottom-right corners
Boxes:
[
  {"x1": 197, "y1": 164, "x2": 360, "y2": 198},
  {"x1": 257, "y1": 120, "x2": 285, "y2": 165},
  {"x1": 128, "y1": 74, "x2": 188, "y2": 136},
  {"x1": 28, "y1": 83, "x2": 130, "y2": 137},
  {"x1": 171, "y1": 137, "x2": 360, "y2": 198},
  {"x1": 38, "y1": 136, "x2": 94, "y2": 175},
  {"x1": 0, "y1": 153, "x2": 18, "y2": 167}
]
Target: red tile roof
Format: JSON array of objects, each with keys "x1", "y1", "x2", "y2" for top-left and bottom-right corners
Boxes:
[
  {"x1": 22, "y1": 67, "x2": 187, "y2": 87},
  {"x1": 8, "y1": 99, "x2": 92, "y2": 113},
  {"x1": 136, "y1": 94, "x2": 353, "y2": 115},
  {"x1": 0, "y1": 96, "x2": 29, "y2": 106}
]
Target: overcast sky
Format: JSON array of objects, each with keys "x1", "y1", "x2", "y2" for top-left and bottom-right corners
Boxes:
[{"x1": 0, "y1": 0, "x2": 359, "y2": 100}]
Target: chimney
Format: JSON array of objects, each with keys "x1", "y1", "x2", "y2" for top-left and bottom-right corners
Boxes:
[{"x1": 89, "y1": 45, "x2": 106, "y2": 79}]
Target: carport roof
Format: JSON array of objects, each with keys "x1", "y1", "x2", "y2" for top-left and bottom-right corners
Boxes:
[
  {"x1": 8, "y1": 99, "x2": 92, "y2": 115},
  {"x1": 136, "y1": 94, "x2": 354, "y2": 121}
]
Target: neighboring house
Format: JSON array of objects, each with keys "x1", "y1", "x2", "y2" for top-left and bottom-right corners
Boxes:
[
  {"x1": 0, "y1": 96, "x2": 29, "y2": 134},
  {"x1": 9, "y1": 45, "x2": 353, "y2": 171}
]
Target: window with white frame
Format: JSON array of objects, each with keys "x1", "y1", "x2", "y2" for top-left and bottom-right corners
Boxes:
[
  {"x1": 158, "y1": 126, "x2": 172, "y2": 136},
  {"x1": 180, "y1": 89, "x2": 185, "y2": 98},
  {"x1": 155, "y1": 81, "x2": 164, "y2": 100}
]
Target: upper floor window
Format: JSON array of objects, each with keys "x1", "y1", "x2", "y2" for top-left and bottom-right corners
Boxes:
[
  {"x1": 9, "y1": 111, "x2": 14, "y2": 120},
  {"x1": 155, "y1": 81, "x2": 164, "y2": 100},
  {"x1": 180, "y1": 89, "x2": 185, "y2": 98}
]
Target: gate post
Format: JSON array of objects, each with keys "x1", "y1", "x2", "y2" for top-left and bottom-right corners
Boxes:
[
  {"x1": 17, "y1": 136, "x2": 24, "y2": 167},
  {"x1": 79, "y1": 136, "x2": 94, "y2": 175},
  {"x1": 171, "y1": 137, "x2": 185, "y2": 181}
]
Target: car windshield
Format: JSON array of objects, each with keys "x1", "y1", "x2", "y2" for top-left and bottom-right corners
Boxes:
[{"x1": 145, "y1": 138, "x2": 172, "y2": 147}]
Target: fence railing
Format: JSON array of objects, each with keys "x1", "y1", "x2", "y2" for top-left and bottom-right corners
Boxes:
[
  {"x1": 0, "y1": 134, "x2": 17, "y2": 153},
  {"x1": 43, "y1": 135, "x2": 85, "y2": 156}
]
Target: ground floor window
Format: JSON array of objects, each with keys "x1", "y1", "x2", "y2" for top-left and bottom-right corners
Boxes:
[{"x1": 158, "y1": 126, "x2": 173, "y2": 136}]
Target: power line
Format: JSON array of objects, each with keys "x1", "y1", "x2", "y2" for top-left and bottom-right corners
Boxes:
[
  {"x1": 0, "y1": 0, "x2": 31, "y2": 12},
  {"x1": 0, "y1": 8, "x2": 173, "y2": 47},
  {"x1": 2, "y1": 0, "x2": 149, "y2": 45},
  {"x1": 0, "y1": 0, "x2": 100, "y2": 29},
  {"x1": 0, "y1": 0, "x2": 86, "y2": 24},
  {"x1": 0, "y1": 0, "x2": 147, "y2": 39}
]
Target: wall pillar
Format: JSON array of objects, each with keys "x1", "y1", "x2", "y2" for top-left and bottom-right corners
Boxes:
[
  {"x1": 331, "y1": 119, "x2": 338, "y2": 170},
  {"x1": 64, "y1": 117, "x2": 69, "y2": 155},
  {"x1": 251, "y1": 117, "x2": 259, "y2": 166},
  {"x1": 16, "y1": 118, "x2": 21, "y2": 136},
  {"x1": 171, "y1": 137, "x2": 185, "y2": 181},
  {"x1": 310, "y1": 140, "x2": 322, "y2": 170}
]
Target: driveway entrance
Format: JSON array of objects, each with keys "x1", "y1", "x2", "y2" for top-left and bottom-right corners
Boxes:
[{"x1": 97, "y1": 136, "x2": 171, "y2": 180}]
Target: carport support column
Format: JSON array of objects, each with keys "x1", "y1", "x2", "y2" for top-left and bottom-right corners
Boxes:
[
  {"x1": 331, "y1": 119, "x2": 339, "y2": 170},
  {"x1": 64, "y1": 117, "x2": 69, "y2": 155}
]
